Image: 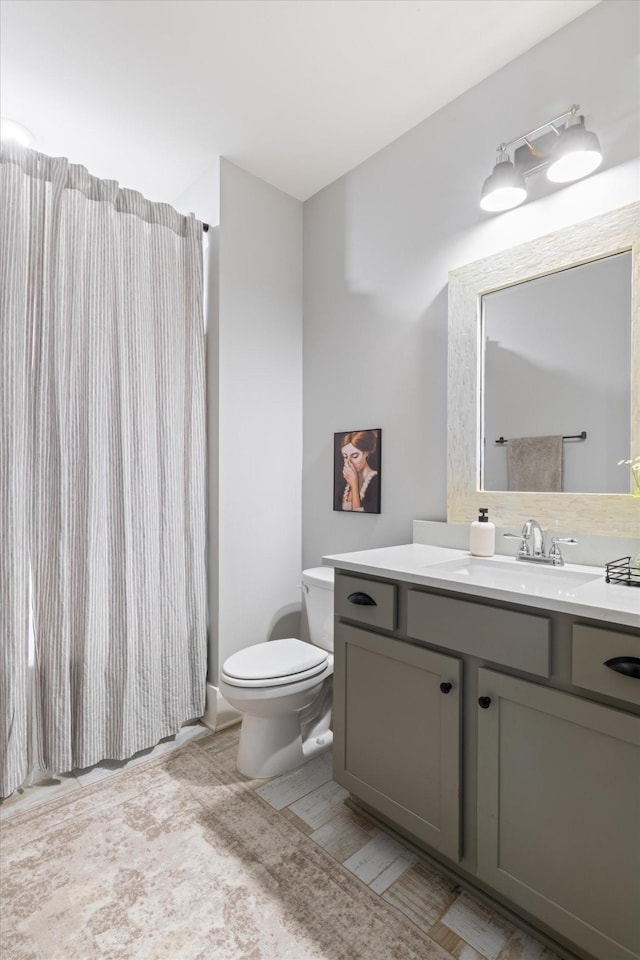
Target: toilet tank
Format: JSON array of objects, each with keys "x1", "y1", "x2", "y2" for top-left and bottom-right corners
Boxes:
[{"x1": 301, "y1": 566, "x2": 334, "y2": 652}]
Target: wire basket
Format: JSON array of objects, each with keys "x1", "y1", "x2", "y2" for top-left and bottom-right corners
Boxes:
[{"x1": 605, "y1": 556, "x2": 640, "y2": 587}]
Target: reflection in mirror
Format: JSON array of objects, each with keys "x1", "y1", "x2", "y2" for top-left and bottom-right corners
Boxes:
[{"x1": 482, "y1": 252, "x2": 631, "y2": 494}]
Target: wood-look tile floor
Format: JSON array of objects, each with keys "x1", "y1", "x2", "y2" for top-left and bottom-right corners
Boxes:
[{"x1": 1, "y1": 724, "x2": 562, "y2": 960}]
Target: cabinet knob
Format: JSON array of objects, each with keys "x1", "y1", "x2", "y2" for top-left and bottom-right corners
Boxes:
[
  {"x1": 347, "y1": 591, "x2": 377, "y2": 607},
  {"x1": 478, "y1": 696, "x2": 492, "y2": 709},
  {"x1": 440, "y1": 682, "x2": 453, "y2": 694},
  {"x1": 604, "y1": 656, "x2": 640, "y2": 680}
]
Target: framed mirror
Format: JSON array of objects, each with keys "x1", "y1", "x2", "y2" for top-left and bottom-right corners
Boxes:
[{"x1": 447, "y1": 202, "x2": 639, "y2": 537}]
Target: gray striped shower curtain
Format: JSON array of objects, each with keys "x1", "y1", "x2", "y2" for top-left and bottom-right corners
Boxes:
[{"x1": 0, "y1": 144, "x2": 207, "y2": 797}]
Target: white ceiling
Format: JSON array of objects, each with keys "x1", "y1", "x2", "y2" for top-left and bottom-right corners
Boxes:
[{"x1": 1, "y1": 0, "x2": 599, "y2": 204}]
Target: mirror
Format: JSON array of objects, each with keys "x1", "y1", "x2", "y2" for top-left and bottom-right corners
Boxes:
[
  {"x1": 482, "y1": 251, "x2": 632, "y2": 494},
  {"x1": 447, "y1": 202, "x2": 639, "y2": 537}
]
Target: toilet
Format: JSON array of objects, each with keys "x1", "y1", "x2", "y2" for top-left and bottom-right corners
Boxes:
[{"x1": 219, "y1": 566, "x2": 335, "y2": 778}]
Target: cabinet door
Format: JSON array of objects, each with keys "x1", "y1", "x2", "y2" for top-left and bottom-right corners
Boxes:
[
  {"x1": 334, "y1": 623, "x2": 462, "y2": 861},
  {"x1": 477, "y1": 668, "x2": 640, "y2": 960}
]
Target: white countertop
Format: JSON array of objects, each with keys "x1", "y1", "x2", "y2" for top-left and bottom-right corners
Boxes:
[{"x1": 323, "y1": 543, "x2": 640, "y2": 629}]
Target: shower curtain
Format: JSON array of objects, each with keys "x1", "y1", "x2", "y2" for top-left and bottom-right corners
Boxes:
[
  {"x1": 0, "y1": 144, "x2": 207, "y2": 796},
  {"x1": 0, "y1": 151, "x2": 32, "y2": 796}
]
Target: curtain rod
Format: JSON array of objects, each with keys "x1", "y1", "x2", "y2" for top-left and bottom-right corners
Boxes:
[{"x1": 203, "y1": 223, "x2": 209, "y2": 232}]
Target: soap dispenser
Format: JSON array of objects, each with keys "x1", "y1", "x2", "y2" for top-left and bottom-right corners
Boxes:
[{"x1": 470, "y1": 507, "x2": 495, "y2": 557}]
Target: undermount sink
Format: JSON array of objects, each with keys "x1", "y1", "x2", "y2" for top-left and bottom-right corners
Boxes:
[{"x1": 423, "y1": 556, "x2": 602, "y2": 598}]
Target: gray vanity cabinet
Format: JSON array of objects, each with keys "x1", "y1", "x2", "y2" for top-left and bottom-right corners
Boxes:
[
  {"x1": 332, "y1": 565, "x2": 640, "y2": 960},
  {"x1": 476, "y1": 668, "x2": 640, "y2": 960},
  {"x1": 333, "y1": 622, "x2": 462, "y2": 861}
]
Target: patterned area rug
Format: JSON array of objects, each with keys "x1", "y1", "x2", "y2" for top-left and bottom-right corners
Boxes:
[{"x1": 1, "y1": 741, "x2": 451, "y2": 959}]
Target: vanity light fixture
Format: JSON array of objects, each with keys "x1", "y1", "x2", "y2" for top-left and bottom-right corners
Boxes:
[{"x1": 480, "y1": 105, "x2": 602, "y2": 213}]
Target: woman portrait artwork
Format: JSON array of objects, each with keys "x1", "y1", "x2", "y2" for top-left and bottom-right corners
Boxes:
[{"x1": 334, "y1": 429, "x2": 381, "y2": 513}]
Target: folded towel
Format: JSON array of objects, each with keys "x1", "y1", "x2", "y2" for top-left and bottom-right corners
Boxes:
[{"x1": 507, "y1": 435, "x2": 563, "y2": 492}]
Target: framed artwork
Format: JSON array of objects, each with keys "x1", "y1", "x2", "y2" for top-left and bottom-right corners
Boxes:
[{"x1": 333, "y1": 428, "x2": 381, "y2": 514}]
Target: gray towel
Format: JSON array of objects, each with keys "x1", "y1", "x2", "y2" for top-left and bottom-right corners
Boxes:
[{"x1": 507, "y1": 435, "x2": 563, "y2": 492}]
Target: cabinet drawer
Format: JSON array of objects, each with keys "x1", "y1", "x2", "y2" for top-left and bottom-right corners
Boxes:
[
  {"x1": 407, "y1": 589, "x2": 550, "y2": 677},
  {"x1": 572, "y1": 625, "x2": 640, "y2": 707},
  {"x1": 334, "y1": 573, "x2": 397, "y2": 631}
]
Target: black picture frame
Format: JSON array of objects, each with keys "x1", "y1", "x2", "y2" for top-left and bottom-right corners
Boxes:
[{"x1": 333, "y1": 428, "x2": 381, "y2": 514}]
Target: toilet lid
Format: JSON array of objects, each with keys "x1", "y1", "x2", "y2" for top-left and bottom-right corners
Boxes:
[{"x1": 221, "y1": 638, "x2": 329, "y2": 688}]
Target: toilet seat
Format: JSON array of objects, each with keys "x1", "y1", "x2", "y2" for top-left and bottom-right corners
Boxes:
[{"x1": 221, "y1": 638, "x2": 329, "y2": 688}]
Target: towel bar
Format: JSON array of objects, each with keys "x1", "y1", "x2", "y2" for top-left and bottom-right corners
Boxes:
[{"x1": 494, "y1": 431, "x2": 587, "y2": 445}]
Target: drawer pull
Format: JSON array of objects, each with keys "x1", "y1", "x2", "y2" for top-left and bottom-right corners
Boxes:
[
  {"x1": 478, "y1": 696, "x2": 492, "y2": 709},
  {"x1": 604, "y1": 656, "x2": 640, "y2": 680},
  {"x1": 347, "y1": 591, "x2": 377, "y2": 607},
  {"x1": 440, "y1": 682, "x2": 453, "y2": 694}
]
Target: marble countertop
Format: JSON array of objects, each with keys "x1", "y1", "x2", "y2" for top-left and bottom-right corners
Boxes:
[{"x1": 323, "y1": 543, "x2": 640, "y2": 629}]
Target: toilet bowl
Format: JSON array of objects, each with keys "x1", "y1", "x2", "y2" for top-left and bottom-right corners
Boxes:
[{"x1": 219, "y1": 567, "x2": 334, "y2": 778}]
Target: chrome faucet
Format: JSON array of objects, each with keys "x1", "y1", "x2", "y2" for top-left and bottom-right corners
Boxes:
[{"x1": 504, "y1": 519, "x2": 577, "y2": 566}]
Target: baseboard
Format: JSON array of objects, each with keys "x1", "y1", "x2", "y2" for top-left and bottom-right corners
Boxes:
[{"x1": 202, "y1": 682, "x2": 242, "y2": 732}]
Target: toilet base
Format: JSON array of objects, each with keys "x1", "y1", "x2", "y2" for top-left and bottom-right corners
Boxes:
[{"x1": 237, "y1": 713, "x2": 333, "y2": 779}]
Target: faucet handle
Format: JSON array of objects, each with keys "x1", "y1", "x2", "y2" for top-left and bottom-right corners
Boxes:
[
  {"x1": 503, "y1": 531, "x2": 531, "y2": 557},
  {"x1": 548, "y1": 536, "x2": 578, "y2": 566}
]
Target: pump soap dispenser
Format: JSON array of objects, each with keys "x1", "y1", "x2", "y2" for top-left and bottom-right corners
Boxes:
[{"x1": 470, "y1": 507, "x2": 495, "y2": 557}]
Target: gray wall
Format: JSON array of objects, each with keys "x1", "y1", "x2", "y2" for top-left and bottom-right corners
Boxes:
[
  {"x1": 302, "y1": 0, "x2": 640, "y2": 568},
  {"x1": 216, "y1": 160, "x2": 303, "y2": 676},
  {"x1": 176, "y1": 160, "x2": 303, "y2": 684}
]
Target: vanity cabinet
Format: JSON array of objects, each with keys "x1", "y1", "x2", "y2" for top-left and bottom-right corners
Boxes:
[
  {"x1": 332, "y1": 567, "x2": 640, "y2": 960},
  {"x1": 333, "y1": 623, "x2": 462, "y2": 861},
  {"x1": 477, "y1": 668, "x2": 640, "y2": 960}
]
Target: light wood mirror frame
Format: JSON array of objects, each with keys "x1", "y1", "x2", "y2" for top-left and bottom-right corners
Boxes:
[{"x1": 447, "y1": 202, "x2": 639, "y2": 537}]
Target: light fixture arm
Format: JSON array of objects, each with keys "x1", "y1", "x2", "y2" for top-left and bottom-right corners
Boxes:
[{"x1": 496, "y1": 104, "x2": 580, "y2": 154}]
